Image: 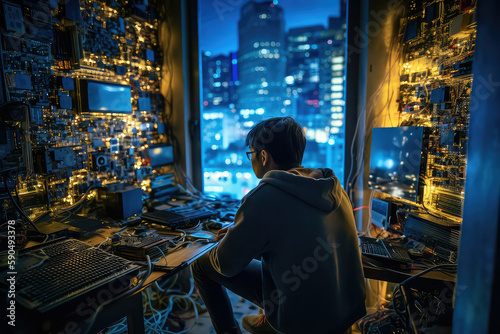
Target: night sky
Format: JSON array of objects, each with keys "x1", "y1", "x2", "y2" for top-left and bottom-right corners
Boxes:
[{"x1": 199, "y1": 0, "x2": 341, "y2": 55}]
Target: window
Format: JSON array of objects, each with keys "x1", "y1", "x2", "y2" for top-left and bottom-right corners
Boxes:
[{"x1": 199, "y1": 0, "x2": 347, "y2": 199}]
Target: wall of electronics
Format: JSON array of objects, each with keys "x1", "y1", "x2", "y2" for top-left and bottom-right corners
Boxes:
[
  {"x1": 0, "y1": 0, "x2": 171, "y2": 223},
  {"x1": 369, "y1": 0, "x2": 476, "y2": 221}
]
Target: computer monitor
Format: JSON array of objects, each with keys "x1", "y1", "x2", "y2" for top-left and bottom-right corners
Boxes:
[
  {"x1": 369, "y1": 126, "x2": 427, "y2": 203},
  {"x1": 78, "y1": 79, "x2": 132, "y2": 114},
  {"x1": 145, "y1": 144, "x2": 174, "y2": 168},
  {"x1": 371, "y1": 198, "x2": 390, "y2": 229}
]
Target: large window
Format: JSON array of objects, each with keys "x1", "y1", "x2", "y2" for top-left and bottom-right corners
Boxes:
[{"x1": 199, "y1": 0, "x2": 347, "y2": 199}]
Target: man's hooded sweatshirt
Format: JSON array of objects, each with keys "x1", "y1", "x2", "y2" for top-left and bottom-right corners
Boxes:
[{"x1": 208, "y1": 167, "x2": 366, "y2": 334}]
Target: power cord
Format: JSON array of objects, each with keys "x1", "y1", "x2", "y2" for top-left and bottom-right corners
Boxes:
[
  {"x1": 393, "y1": 264, "x2": 457, "y2": 333},
  {"x1": 2, "y1": 171, "x2": 41, "y2": 233}
]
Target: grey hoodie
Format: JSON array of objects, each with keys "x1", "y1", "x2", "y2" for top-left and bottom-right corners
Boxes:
[{"x1": 209, "y1": 168, "x2": 366, "y2": 333}]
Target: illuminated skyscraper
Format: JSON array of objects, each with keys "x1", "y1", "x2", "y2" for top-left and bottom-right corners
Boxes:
[
  {"x1": 201, "y1": 52, "x2": 238, "y2": 109},
  {"x1": 237, "y1": 1, "x2": 286, "y2": 117},
  {"x1": 318, "y1": 8, "x2": 347, "y2": 181},
  {"x1": 285, "y1": 25, "x2": 324, "y2": 128},
  {"x1": 286, "y1": 25, "x2": 323, "y2": 92}
]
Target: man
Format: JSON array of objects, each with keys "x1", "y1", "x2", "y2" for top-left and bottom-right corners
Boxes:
[{"x1": 191, "y1": 117, "x2": 366, "y2": 334}]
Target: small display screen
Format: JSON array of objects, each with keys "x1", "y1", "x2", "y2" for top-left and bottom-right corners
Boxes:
[
  {"x1": 147, "y1": 145, "x2": 174, "y2": 167},
  {"x1": 83, "y1": 81, "x2": 132, "y2": 113},
  {"x1": 369, "y1": 126, "x2": 425, "y2": 203}
]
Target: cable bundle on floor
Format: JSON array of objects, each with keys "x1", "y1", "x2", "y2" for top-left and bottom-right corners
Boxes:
[{"x1": 143, "y1": 276, "x2": 200, "y2": 334}]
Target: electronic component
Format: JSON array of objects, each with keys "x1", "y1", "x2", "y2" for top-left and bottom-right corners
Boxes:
[
  {"x1": 424, "y1": 3, "x2": 440, "y2": 22},
  {"x1": 17, "y1": 190, "x2": 46, "y2": 209},
  {"x1": 57, "y1": 76, "x2": 75, "y2": 90},
  {"x1": 0, "y1": 101, "x2": 28, "y2": 122},
  {"x1": 144, "y1": 49, "x2": 155, "y2": 61},
  {"x1": 7, "y1": 73, "x2": 32, "y2": 90},
  {"x1": 430, "y1": 87, "x2": 451, "y2": 104},
  {"x1": 403, "y1": 213, "x2": 460, "y2": 263},
  {"x1": 149, "y1": 173, "x2": 178, "y2": 199},
  {"x1": 450, "y1": 13, "x2": 474, "y2": 38},
  {"x1": 142, "y1": 207, "x2": 218, "y2": 228},
  {"x1": 89, "y1": 153, "x2": 109, "y2": 171},
  {"x1": 404, "y1": 18, "x2": 420, "y2": 42},
  {"x1": 1, "y1": 239, "x2": 139, "y2": 312},
  {"x1": 371, "y1": 198, "x2": 398, "y2": 229},
  {"x1": 98, "y1": 184, "x2": 143, "y2": 219},
  {"x1": 138, "y1": 97, "x2": 151, "y2": 111},
  {"x1": 30, "y1": 219, "x2": 81, "y2": 239},
  {"x1": 34, "y1": 146, "x2": 85, "y2": 174},
  {"x1": 113, "y1": 235, "x2": 169, "y2": 261},
  {"x1": 2, "y1": 1, "x2": 25, "y2": 34},
  {"x1": 64, "y1": 0, "x2": 82, "y2": 22},
  {"x1": 57, "y1": 95, "x2": 72, "y2": 109}
]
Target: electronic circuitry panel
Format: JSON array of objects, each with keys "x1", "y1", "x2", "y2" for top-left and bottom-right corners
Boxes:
[
  {"x1": 397, "y1": 0, "x2": 476, "y2": 218},
  {"x1": 0, "y1": 0, "x2": 169, "y2": 222}
]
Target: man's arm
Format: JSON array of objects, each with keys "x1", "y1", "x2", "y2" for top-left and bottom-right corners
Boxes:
[{"x1": 208, "y1": 194, "x2": 269, "y2": 277}]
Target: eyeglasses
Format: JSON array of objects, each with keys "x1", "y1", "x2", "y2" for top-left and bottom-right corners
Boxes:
[{"x1": 246, "y1": 150, "x2": 259, "y2": 160}]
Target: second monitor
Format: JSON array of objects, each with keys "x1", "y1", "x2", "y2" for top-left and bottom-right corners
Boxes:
[{"x1": 369, "y1": 126, "x2": 428, "y2": 203}]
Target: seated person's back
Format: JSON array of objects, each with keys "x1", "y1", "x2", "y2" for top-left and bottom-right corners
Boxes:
[{"x1": 192, "y1": 117, "x2": 366, "y2": 334}]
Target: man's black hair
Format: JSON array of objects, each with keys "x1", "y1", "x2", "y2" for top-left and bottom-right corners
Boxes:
[{"x1": 245, "y1": 116, "x2": 306, "y2": 169}]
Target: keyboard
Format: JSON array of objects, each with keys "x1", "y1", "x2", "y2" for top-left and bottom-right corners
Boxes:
[
  {"x1": 142, "y1": 206, "x2": 218, "y2": 228},
  {"x1": 360, "y1": 237, "x2": 412, "y2": 263},
  {"x1": 4, "y1": 239, "x2": 140, "y2": 312}
]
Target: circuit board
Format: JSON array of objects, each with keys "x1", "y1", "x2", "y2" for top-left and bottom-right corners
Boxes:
[
  {"x1": 397, "y1": 0, "x2": 476, "y2": 218},
  {"x1": 0, "y1": 0, "x2": 170, "y2": 222}
]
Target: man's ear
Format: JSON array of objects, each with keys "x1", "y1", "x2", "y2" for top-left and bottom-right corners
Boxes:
[{"x1": 260, "y1": 149, "x2": 268, "y2": 166}]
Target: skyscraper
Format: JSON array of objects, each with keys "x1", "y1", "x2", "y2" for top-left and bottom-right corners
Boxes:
[
  {"x1": 285, "y1": 25, "x2": 325, "y2": 128},
  {"x1": 318, "y1": 10, "x2": 347, "y2": 181},
  {"x1": 237, "y1": 1, "x2": 286, "y2": 117},
  {"x1": 286, "y1": 25, "x2": 324, "y2": 92},
  {"x1": 201, "y1": 52, "x2": 238, "y2": 109}
]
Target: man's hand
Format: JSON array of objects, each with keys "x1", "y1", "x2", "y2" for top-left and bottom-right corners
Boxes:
[{"x1": 216, "y1": 226, "x2": 232, "y2": 241}]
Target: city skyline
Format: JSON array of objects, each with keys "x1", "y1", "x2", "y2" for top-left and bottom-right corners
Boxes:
[
  {"x1": 199, "y1": 0, "x2": 341, "y2": 55},
  {"x1": 200, "y1": 0, "x2": 347, "y2": 198}
]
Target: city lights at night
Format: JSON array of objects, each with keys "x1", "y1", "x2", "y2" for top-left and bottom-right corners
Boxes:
[{"x1": 199, "y1": 0, "x2": 346, "y2": 198}]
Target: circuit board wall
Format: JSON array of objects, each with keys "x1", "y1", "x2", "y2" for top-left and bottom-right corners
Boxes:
[
  {"x1": 385, "y1": 0, "x2": 475, "y2": 219},
  {"x1": 0, "y1": 0, "x2": 170, "y2": 222}
]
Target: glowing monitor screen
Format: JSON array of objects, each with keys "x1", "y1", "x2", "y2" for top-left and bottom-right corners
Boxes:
[
  {"x1": 147, "y1": 145, "x2": 174, "y2": 167},
  {"x1": 81, "y1": 80, "x2": 132, "y2": 113},
  {"x1": 369, "y1": 126, "x2": 425, "y2": 203}
]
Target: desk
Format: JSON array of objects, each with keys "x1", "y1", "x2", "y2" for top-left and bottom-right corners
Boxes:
[
  {"x1": 362, "y1": 255, "x2": 456, "y2": 291},
  {"x1": 9, "y1": 225, "x2": 220, "y2": 334}
]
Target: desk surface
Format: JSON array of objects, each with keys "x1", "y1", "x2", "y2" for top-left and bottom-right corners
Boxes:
[
  {"x1": 22, "y1": 224, "x2": 219, "y2": 294},
  {"x1": 82, "y1": 225, "x2": 219, "y2": 283},
  {"x1": 362, "y1": 255, "x2": 457, "y2": 290},
  {"x1": 12, "y1": 225, "x2": 219, "y2": 334}
]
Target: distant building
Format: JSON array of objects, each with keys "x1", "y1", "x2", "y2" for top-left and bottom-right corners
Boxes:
[
  {"x1": 317, "y1": 5, "x2": 347, "y2": 181},
  {"x1": 286, "y1": 25, "x2": 324, "y2": 92},
  {"x1": 237, "y1": 1, "x2": 287, "y2": 117},
  {"x1": 201, "y1": 52, "x2": 238, "y2": 109},
  {"x1": 285, "y1": 24, "x2": 325, "y2": 128},
  {"x1": 329, "y1": 0, "x2": 347, "y2": 30}
]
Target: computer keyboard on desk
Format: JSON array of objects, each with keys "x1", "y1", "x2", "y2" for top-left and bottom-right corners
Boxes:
[
  {"x1": 360, "y1": 237, "x2": 412, "y2": 263},
  {"x1": 142, "y1": 206, "x2": 218, "y2": 228}
]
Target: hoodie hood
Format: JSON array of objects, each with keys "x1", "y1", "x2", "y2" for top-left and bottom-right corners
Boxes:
[{"x1": 260, "y1": 167, "x2": 342, "y2": 212}]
